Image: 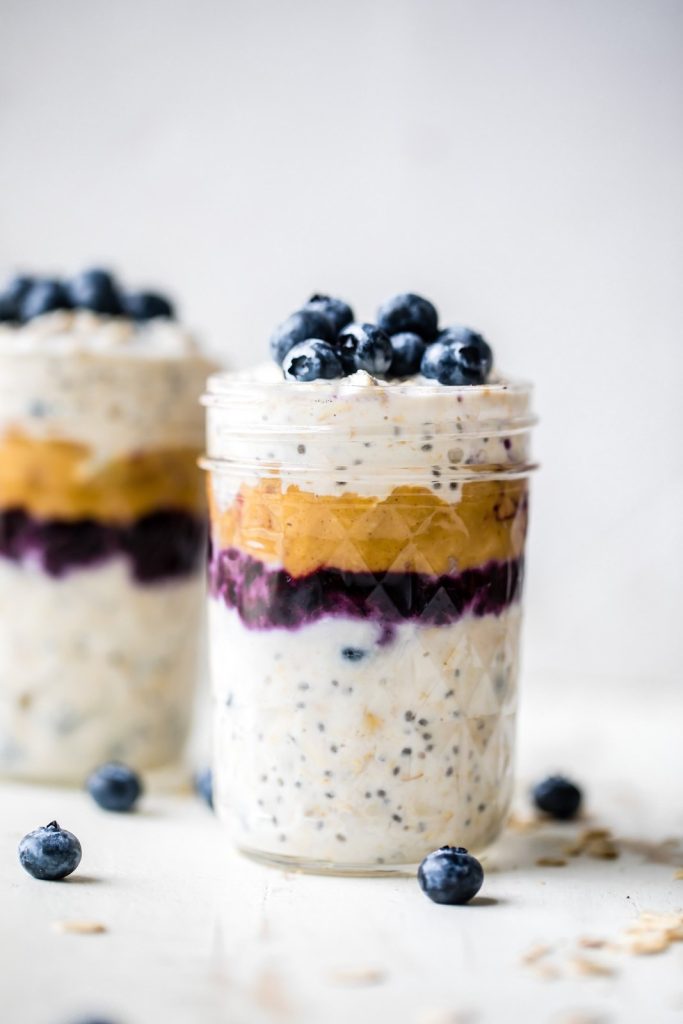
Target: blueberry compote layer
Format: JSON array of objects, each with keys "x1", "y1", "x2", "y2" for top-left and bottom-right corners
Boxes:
[
  {"x1": 209, "y1": 547, "x2": 522, "y2": 630},
  {"x1": 0, "y1": 507, "x2": 205, "y2": 582}
]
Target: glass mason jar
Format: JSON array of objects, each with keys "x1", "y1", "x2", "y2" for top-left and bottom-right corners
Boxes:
[
  {"x1": 203, "y1": 369, "x2": 536, "y2": 873},
  {"x1": 0, "y1": 316, "x2": 213, "y2": 784}
]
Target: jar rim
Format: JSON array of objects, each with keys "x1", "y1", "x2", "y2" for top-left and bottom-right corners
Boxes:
[{"x1": 202, "y1": 367, "x2": 535, "y2": 405}]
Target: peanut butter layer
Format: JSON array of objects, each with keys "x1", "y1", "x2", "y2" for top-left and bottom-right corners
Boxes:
[
  {"x1": 209, "y1": 477, "x2": 528, "y2": 577},
  {"x1": 0, "y1": 431, "x2": 204, "y2": 520}
]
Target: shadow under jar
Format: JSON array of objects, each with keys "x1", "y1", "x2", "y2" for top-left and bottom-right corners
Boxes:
[
  {"x1": 0, "y1": 313, "x2": 213, "y2": 783},
  {"x1": 203, "y1": 370, "x2": 536, "y2": 874}
]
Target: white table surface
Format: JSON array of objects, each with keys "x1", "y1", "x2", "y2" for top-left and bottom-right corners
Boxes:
[{"x1": 3, "y1": 677, "x2": 682, "y2": 1024}]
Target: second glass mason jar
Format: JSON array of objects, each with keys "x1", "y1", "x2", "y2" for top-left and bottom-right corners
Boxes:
[
  {"x1": 203, "y1": 368, "x2": 536, "y2": 873},
  {"x1": 0, "y1": 308, "x2": 213, "y2": 783}
]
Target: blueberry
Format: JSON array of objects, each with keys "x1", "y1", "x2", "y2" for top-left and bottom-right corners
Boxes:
[
  {"x1": 67, "y1": 268, "x2": 122, "y2": 315},
  {"x1": 532, "y1": 775, "x2": 582, "y2": 820},
  {"x1": 86, "y1": 761, "x2": 143, "y2": 812},
  {"x1": 437, "y1": 324, "x2": 484, "y2": 347},
  {"x1": 0, "y1": 275, "x2": 34, "y2": 321},
  {"x1": 341, "y1": 646, "x2": 366, "y2": 661},
  {"x1": 283, "y1": 339, "x2": 343, "y2": 382},
  {"x1": 336, "y1": 323, "x2": 393, "y2": 376},
  {"x1": 417, "y1": 846, "x2": 484, "y2": 905},
  {"x1": 377, "y1": 293, "x2": 438, "y2": 341},
  {"x1": 69, "y1": 1019, "x2": 119, "y2": 1024},
  {"x1": 304, "y1": 294, "x2": 354, "y2": 334},
  {"x1": 270, "y1": 309, "x2": 334, "y2": 364},
  {"x1": 18, "y1": 820, "x2": 82, "y2": 881},
  {"x1": 421, "y1": 331, "x2": 493, "y2": 386},
  {"x1": 19, "y1": 279, "x2": 72, "y2": 321},
  {"x1": 195, "y1": 767, "x2": 214, "y2": 809},
  {"x1": 388, "y1": 332, "x2": 426, "y2": 377},
  {"x1": 123, "y1": 291, "x2": 175, "y2": 321}
]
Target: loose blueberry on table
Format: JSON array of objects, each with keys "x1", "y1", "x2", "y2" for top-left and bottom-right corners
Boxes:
[
  {"x1": 417, "y1": 846, "x2": 484, "y2": 905},
  {"x1": 86, "y1": 761, "x2": 143, "y2": 813},
  {"x1": 69, "y1": 1018, "x2": 119, "y2": 1024},
  {"x1": 18, "y1": 821, "x2": 82, "y2": 881},
  {"x1": 532, "y1": 775, "x2": 583, "y2": 820},
  {"x1": 270, "y1": 292, "x2": 494, "y2": 386}
]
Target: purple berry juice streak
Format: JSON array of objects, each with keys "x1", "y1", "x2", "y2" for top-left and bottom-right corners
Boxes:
[
  {"x1": 0, "y1": 507, "x2": 206, "y2": 582},
  {"x1": 208, "y1": 546, "x2": 524, "y2": 631}
]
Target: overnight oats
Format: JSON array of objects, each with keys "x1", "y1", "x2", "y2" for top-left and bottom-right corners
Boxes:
[
  {"x1": 204, "y1": 293, "x2": 536, "y2": 872},
  {"x1": 0, "y1": 269, "x2": 214, "y2": 783}
]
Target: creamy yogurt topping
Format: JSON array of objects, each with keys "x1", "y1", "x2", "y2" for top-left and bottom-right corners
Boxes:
[
  {"x1": 205, "y1": 362, "x2": 535, "y2": 499},
  {"x1": 0, "y1": 311, "x2": 215, "y2": 462},
  {"x1": 0, "y1": 309, "x2": 201, "y2": 358}
]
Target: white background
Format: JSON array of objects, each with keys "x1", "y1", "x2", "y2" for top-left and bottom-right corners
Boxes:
[{"x1": 1, "y1": 0, "x2": 681, "y2": 691}]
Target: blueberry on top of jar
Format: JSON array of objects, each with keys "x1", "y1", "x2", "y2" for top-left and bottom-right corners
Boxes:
[
  {"x1": 388, "y1": 332, "x2": 426, "y2": 377},
  {"x1": 336, "y1": 323, "x2": 393, "y2": 376},
  {"x1": 0, "y1": 274, "x2": 34, "y2": 322},
  {"x1": 377, "y1": 293, "x2": 439, "y2": 341},
  {"x1": 304, "y1": 294, "x2": 354, "y2": 334},
  {"x1": 421, "y1": 328, "x2": 493, "y2": 386},
  {"x1": 270, "y1": 309, "x2": 335, "y2": 364},
  {"x1": 283, "y1": 339, "x2": 343, "y2": 382},
  {"x1": 122, "y1": 290, "x2": 175, "y2": 321},
  {"x1": 19, "y1": 278, "x2": 72, "y2": 322},
  {"x1": 67, "y1": 268, "x2": 122, "y2": 316}
]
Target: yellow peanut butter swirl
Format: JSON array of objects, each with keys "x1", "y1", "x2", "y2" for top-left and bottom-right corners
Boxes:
[
  {"x1": 209, "y1": 476, "x2": 528, "y2": 577},
  {"x1": 0, "y1": 431, "x2": 204, "y2": 521}
]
